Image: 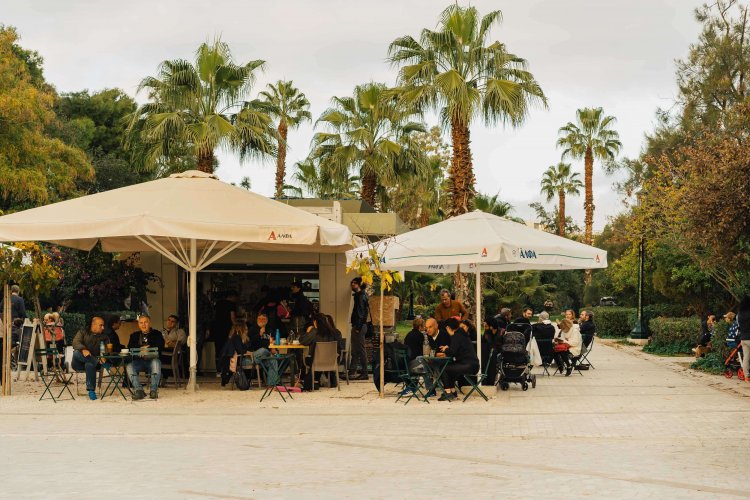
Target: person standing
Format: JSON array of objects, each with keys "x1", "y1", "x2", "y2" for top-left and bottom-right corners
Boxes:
[
  {"x1": 71, "y1": 316, "x2": 107, "y2": 400},
  {"x1": 0, "y1": 284, "x2": 26, "y2": 322},
  {"x1": 738, "y1": 297, "x2": 750, "y2": 383},
  {"x1": 289, "y1": 281, "x2": 312, "y2": 334},
  {"x1": 434, "y1": 289, "x2": 468, "y2": 321},
  {"x1": 126, "y1": 315, "x2": 164, "y2": 400},
  {"x1": 211, "y1": 291, "x2": 238, "y2": 377},
  {"x1": 348, "y1": 277, "x2": 369, "y2": 381},
  {"x1": 514, "y1": 307, "x2": 534, "y2": 325}
]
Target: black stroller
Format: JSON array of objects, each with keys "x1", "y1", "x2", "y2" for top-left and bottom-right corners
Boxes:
[{"x1": 495, "y1": 323, "x2": 536, "y2": 391}]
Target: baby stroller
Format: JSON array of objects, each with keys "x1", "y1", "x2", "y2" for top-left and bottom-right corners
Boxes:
[
  {"x1": 495, "y1": 324, "x2": 536, "y2": 391},
  {"x1": 724, "y1": 331, "x2": 744, "y2": 380}
]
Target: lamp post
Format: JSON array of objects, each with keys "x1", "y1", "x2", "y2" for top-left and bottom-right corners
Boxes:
[{"x1": 629, "y1": 235, "x2": 647, "y2": 340}]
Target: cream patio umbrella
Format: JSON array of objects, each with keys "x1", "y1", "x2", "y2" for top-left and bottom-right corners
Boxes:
[
  {"x1": 346, "y1": 210, "x2": 608, "y2": 368},
  {"x1": 0, "y1": 171, "x2": 353, "y2": 391}
]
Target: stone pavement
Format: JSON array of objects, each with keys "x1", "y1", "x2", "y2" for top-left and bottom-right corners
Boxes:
[{"x1": 0, "y1": 340, "x2": 748, "y2": 499}]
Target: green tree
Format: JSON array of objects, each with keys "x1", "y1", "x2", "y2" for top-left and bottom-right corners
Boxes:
[
  {"x1": 473, "y1": 193, "x2": 512, "y2": 217},
  {"x1": 288, "y1": 158, "x2": 360, "y2": 199},
  {"x1": 388, "y1": 4, "x2": 547, "y2": 216},
  {"x1": 126, "y1": 38, "x2": 276, "y2": 174},
  {"x1": 0, "y1": 27, "x2": 93, "y2": 212},
  {"x1": 312, "y1": 82, "x2": 426, "y2": 209},
  {"x1": 528, "y1": 202, "x2": 581, "y2": 236},
  {"x1": 256, "y1": 81, "x2": 311, "y2": 198},
  {"x1": 539, "y1": 162, "x2": 582, "y2": 236},
  {"x1": 557, "y1": 107, "x2": 622, "y2": 250}
]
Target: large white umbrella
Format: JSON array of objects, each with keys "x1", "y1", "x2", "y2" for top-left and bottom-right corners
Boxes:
[
  {"x1": 346, "y1": 210, "x2": 607, "y2": 365},
  {"x1": 0, "y1": 170, "x2": 353, "y2": 390}
]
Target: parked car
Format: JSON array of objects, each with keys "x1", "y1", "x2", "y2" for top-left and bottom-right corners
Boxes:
[{"x1": 599, "y1": 296, "x2": 617, "y2": 306}]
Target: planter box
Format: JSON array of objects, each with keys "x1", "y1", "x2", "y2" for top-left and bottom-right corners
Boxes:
[{"x1": 370, "y1": 295, "x2": 400, "y2": 326}]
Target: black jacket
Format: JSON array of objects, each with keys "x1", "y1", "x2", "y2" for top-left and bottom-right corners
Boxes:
[
  {"x1": 404, "y1": 328, "x2": 425, "y2": 361},
  {"x1": 427, "y1": 330, "x2": 450, "y2": 352},
  {"x1": 102, "y1": 327, "x2": 122, "y2": 353},
  {"x1": 230, "y1": 334, "x2": 253, "y2": 356},
  {"x1": 0, "y1": 294, "x2": 26, "y2": 320},
  {"x1": 290, "y1": 291, "x2": 312, "y2": 319},
  {"x1": 127, "y1": 328, "x2": 165, "y2": 356},
  {"x1": 739, "y1": 311, "x2": 750, "y2": 341},
  {"x1": 445, "y1": 331, "x2": 479, "y2": 368},
  {"x1": 72, "y1": 330, "x2": 106, "y2": 356},
  {"x1": 300, "y1": 327, "x2": 335, "y2": 359},
  {"x1": 351, "y1": 290, "x2": 369, "y2": 328},
  {"x1": 248, "y1": 326, "x2": 271, "y2": 351}
]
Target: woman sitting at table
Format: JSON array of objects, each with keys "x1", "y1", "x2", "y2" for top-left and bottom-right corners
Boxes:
[
  {"x1": 553, "y1": 319, "x2": 582, "y2": 376},
  {"x1": 300, "y1": 313, "x2": 336, "y2": 390},
  {"x1": 438, "y1": 317, "x2": 479, "y2": 401},
  {"x1": 221, "y1": 317, "x2": 273, "y2": 386}
]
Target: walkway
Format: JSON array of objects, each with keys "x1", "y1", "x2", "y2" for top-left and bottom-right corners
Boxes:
[{"x1": 0, "y1": 341, "x2": 747, "y2": 499}]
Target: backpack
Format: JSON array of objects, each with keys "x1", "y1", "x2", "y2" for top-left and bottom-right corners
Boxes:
[
  {"x1": 233, "y1": 367, "x2": 250, "y2": 391},
  {"x1": 501, "y1": 331, "x2": 526, "y2": 354}
]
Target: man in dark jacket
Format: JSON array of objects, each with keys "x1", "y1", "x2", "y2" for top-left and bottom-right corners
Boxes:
[
  {"x1": 289, "y1": 281, "x2": 312, "y2": 333},
  {"x1": 349, "y1": 277, "x2": 369, "y2": 380},
  {"x1": 403, "y1": 317, "x2": 426, "y2": 362},
  {"x1": 71, "y1": 316, "x2": 107, "y2": 400},
  {"x1": 579, "y1": 310, "x2": 596, "y2": 347},
  {"x1": 514, "y1": 307, "x2": 533, "y2": 325},
  {"x1": 125, "y1": 315, "x2": 165, "y2": 400},
  {"x1": 439, "y1": 317, "x2": 479, "y2": 401},
  {"x1": 0, "y1": 284, "x2": 26, "y2": 322}
]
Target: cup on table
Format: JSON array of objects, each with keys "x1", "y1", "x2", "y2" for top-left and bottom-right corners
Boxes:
[
  {"x1": 280, "y1": 338, "x2": 288, "y2": 345},
  {"x1": 106, "y1": 343, "x2": 113, "y2": 354},
  {"x1": 292, "y1": 340, "x2": 300, "y2": 345}
]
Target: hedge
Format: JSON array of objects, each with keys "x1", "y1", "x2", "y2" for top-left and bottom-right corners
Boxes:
[
  {"x1": 60, "y1": 312, "x2": 86, "y2": 345},
  {"x1": 591, "y1": 307, "x2": 635, "y2": 337},
  {"x1": 692, "y1": 321, "x2": 732, "y2": 374},
  {"x1": 643, "y1": 317, "x2": 700, "y2": 355}
]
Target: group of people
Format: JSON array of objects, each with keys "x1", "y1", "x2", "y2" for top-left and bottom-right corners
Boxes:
[
  {"x1": 693, "y1": 297, "x2": 750, "y2": 381},
  {"x1": 71, "y1": 313, "x2": 186, "y2": 401}
]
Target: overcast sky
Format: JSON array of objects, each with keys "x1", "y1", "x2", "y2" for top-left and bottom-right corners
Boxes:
[{"x1": 4, "y1": 0, "x2": 704, "y2": 229}]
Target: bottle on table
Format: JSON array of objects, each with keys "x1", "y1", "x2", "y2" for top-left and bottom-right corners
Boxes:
[
  {"x1": 275, "y1": 329, "x2": 281, "y2": 347},
  {"x1": 99, "y1": 341, "x2": 105, "y2": 359}
]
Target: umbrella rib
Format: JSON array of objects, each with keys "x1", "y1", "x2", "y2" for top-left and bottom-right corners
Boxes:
[
  {"x1": 197, "y1": 240, "x2": 219, "y2": 269},
  {"x1": 168, "y1": 237, "x2": 190, "y2": 265},
  {"x1": 135, "y1": 235, "x2": 189, "y2": 268},
  {"x1": 197, "y1": 241, "x2": 243, "y2": 271}
]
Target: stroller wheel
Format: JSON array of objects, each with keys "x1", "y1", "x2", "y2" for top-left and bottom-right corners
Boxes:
[
  {"x1": 522, "y1": 382, "x2": 528, "y2": 391},
  {"x1": 531, "y1": 374, "x2": 537, "y2": 388},
  {"x1": 724, "y1": 368, "x2": 734, "y2": 379},
  {"x1": 500, "y1": 382, "x2": 509, "y2": 391},
  {"x1": 740, "y1": 369, "x2": 746, "y2": 381}
]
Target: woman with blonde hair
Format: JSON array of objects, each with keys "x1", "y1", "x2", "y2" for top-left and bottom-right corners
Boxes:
[{"x1": 553, "y1": 319, "x2": 582, "y2": 376}]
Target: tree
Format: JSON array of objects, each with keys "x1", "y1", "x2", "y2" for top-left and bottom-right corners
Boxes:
[
  {"x1": 528, "y1": 202, "x2": 581, "y2": 236},
  {"x1": 256, "y1": 81, "x2": 311, "y2": 198},
  {"x1": 288, "y1": 158, "x2": 360, "y2": 199},
  {"x1": 126, "y1": 38, "x2": 276, "y2": 174},
  {"x1": 12, "y1": 242, "x2": 60, "y2": 320},
  {"x1": 312, "y1": 82, "x2": 426, "y2": 209},
  {"x1": 0, "y1": 27, "x2": 93, "y2": 212},
  {"x1": 473, "y1": 193, "x2": 513, "y2": 217},
  {"x1": 539, "y1": 162, "x2": 582, "y2": 236},
  {"x1": 388, "y1": 4, "x2": 547, "y2": 216},
  {"x1": 557, "y1": 107, "x2": 622, "y2": 250}
]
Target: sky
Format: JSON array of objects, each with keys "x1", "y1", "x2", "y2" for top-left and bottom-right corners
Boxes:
[{"x1": 3, "y1": 0, "x2": 704, "y2": 229}]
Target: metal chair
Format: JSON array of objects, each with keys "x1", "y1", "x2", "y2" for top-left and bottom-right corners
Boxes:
[
  {"x1": 161, "y1": 341, "x2": 185, "y2": 388},
  {"x1": 64, "y1": 346, "x2": 86, "y2": 396},
  {"x1": 310, "y1": 341, "x2": 340, "y2": 391},
  {"x1": 463, "y1": 348, "x2": 494, "y2": 402},
  {"x1": 580, "y1": 333, "x2": 596, "y2": 369}
]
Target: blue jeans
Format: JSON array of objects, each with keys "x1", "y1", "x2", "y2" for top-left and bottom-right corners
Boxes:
[
  {"x1": 126, "y1": 357, "x2": 162, "y2": 391},
  {"x1": 411, "y1": 356, "x2": 434, "y2": 391},
  {"x1": 72, "y1": 350, "x2": 100, "y2": 392}
]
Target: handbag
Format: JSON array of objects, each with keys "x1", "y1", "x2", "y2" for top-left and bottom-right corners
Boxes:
[
  {"x1": 553, "y1": 342, "x2": 569, "y2": 353},
  {"x1": 233, "y1": 364, "x2": 250, "y2": 391}
]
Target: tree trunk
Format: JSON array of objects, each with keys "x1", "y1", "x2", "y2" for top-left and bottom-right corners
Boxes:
[
  {"x1": 584, "y1": 146, "x2": 594, "y2": 284},
  {"x1": 34, "y1": 295, "x2": 42, "y2": 326},
  {"x1": 274, "y1": 121, "x2": 288, "y2": 199},
  {"x1": 361, "y1": 169, "x2": 378, "y2": 209},
  {"x1": 449, "y1": 118, "x2": 475, "y2": 217},
  {"x1": 197, "y1": 150, "x2": 214, "y2": 173},
  {"x1": 558, "y1": 189, "x2": 566, "y2": 236}
]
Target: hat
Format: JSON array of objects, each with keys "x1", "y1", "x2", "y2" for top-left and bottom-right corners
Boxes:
[{"x1": 724, "y1": 312, "x2": 736, "y2": 321}]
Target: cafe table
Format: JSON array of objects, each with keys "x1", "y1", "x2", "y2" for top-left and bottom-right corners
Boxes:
[
  {"x1": 422, "y1": 356, "x2": 453, "y2": 397},
  {"x1": 258, "y1": 354, "x2": 293, "y2": 402},
  {"x1": 268, "y1": 343, "x2": 307, "y2": 385},
  {"x1": 99, "y1": 353, "x2": 131, "y2": 401}
]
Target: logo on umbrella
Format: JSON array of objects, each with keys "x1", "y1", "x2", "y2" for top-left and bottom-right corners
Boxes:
[
  {"x1": 595, "y1": 254, "x2": 600, "y2": 263},
  {"x1": 481, "y1": 248, "x2": 488, "y2": 257},
  {"x1": 268, "y1": 231, "x2": 293, "y2": 241}
]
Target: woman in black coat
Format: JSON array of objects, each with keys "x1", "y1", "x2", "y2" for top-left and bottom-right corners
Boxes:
[{"x1": 439, "y1": 317, "x2": 479, "y2": 401}]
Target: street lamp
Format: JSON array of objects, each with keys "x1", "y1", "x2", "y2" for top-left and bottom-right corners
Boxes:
[{"x1": 629, "y1": 235, "x2": 647, "y2": 340}]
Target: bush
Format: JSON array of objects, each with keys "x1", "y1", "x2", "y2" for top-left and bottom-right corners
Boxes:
[
  {"x1": 60, "y1": 312, "x2": 86, "y2": 345},
  {"x1": 591, "y1": 307, "x2": 635, "y2": 337},
  {"x1": 692, "y1": 352, "x2": 726, "y2": 374},
  {"x1": 644, "y1": 317, "x2": 700, "y2": 355},
  {"x1": 627, "y1": 304, "x2": 686, "y2": 332}
]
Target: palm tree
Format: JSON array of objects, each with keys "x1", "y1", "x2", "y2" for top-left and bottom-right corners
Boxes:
[
  {"x1": 290, "y1": 158, "x2": 360, "y2": 199},
  {"x1": 126, "y1": 39, "x2": 276, "y2": 174},
  {"x1": 473, "y1": 193, "x2": 513, "y2": 217},
  {"x1": 388, "y1": 4, "x2": 547, "y2": 217},
  {"x1": 540, "y1": 162, "x2": 583, "y2": 236},
  {"x1": 311, "y1": 82, "x2": 426, "y2": 209},
  {"x1": 557, "y1": 107, "x2": 622, "y2": 246},
  {"x1": 256, "y1": 81, "x2": 311, "y2": 198}
]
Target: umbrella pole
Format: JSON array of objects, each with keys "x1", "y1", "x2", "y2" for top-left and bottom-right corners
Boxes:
[
  {"x1": 475, "y1": 265, "x2": 481, "y2": 375},
  {"x1": 188, "y1": 239, "x2": 198, "y2": 392}
]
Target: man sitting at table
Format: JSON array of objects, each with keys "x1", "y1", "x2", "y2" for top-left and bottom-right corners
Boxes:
[
  {"x1": 71, "y1": 316, "x2": 107, "y2": 401},
  {"x1": 126, "y1": 315, "x2": 164, "y2": 400},
  {"x1": 407, "y1": 318, "x2": 450, "y2": 398},
  {"x1": 438, "y1": 317, "x2": 479, "y2": 401},
  {"x1": 434, "y1": 289, "x2": 469, "y2": 321}
]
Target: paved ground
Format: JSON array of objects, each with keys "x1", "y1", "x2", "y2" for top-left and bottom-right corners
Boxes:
[{"x1": 0, "y1": 340, "x2": 748, "y2": 499}]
